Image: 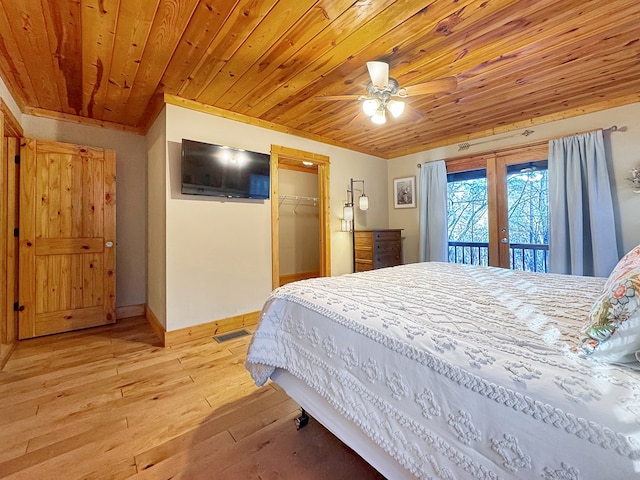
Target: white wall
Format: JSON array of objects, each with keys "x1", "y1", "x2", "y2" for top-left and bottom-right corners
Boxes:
[
  {"x1": 146, "y1": 108, "x2": 167, "y2": 327},
  {"x1": 0, "y1": 75, "x2": 21, "y2": 122},
  {"x1": 161, "y1": 104, "x2": 388, "y2": 331},
  {"x1": 388, "y1": 102, "x2": 640, "y2": 264}
]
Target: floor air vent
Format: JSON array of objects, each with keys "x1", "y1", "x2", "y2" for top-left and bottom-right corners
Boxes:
[{"x1": 213, "y1": 329, "x2": 251, "y2": 343}]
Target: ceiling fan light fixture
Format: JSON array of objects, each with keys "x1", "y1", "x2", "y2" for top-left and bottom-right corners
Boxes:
[
  {"x1": 314, "y1": 61, "x2": 458, "y2": 127},
  {"x1": 387, "y1": 99, "x2": 405, "y2": 118},
  {"x1": 362, "y1": 98, "x2": 379, "y2": 116},
  {"x1": 371, "y1": 108, "x2": 386, "y2": 125}
]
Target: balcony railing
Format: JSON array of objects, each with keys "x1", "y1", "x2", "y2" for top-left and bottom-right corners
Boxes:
[
  {"x1": 448, "y1": 241, "x2": 549, "y2": 273},
  {"x1": 448, "y1": 241, "x2": 489, "y2": 266}
]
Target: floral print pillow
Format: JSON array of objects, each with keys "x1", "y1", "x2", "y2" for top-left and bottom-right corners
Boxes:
[
  {"x1": 578, "y1": 249, "x2": 640, "y2": 363},
  {"x1": 604, "y1": 244, "x2": 640, "y2": 291}
]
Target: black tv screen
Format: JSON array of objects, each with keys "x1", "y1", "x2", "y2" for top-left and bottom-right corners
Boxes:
[{"x1": 181, "y1": 139, "x2": 270, "y2": 199}]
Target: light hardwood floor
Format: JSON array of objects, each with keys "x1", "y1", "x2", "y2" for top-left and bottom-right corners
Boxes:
[{"x1": 0, "y1": 317, "x2": 385, "y2": 479}]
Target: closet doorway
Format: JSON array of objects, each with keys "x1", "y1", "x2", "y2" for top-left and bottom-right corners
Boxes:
[{"x1": 270, "y1": 145, "x2": 330, "y2": 290}]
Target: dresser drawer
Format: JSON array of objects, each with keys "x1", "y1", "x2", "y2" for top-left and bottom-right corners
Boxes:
[
  {"x1": 354, "y1": 229, "x2": 403, "y2": 272},
  {"x1": 373, "y1": 252, "x2": 402, "y2": 268},
  {"x1": 373, "y1": 230, "x2": 401, "y2": 242},
  {"x1": 355, "y1": 261, "x2": 373, "y2": 272},
  {"x1": 355, "y1": 249, "x2": 373, "y2": 261},
  {"x1": 354, "y1": 235, "x2": 373, "y2": 250},
  {"x1": 373, "y1": 240, "x2": 401, "y2": 254}
]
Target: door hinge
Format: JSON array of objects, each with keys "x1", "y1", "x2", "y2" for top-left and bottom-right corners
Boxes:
[
  {"x1": 13, "y1": 302, "x2": 19, "y2": 311},
  {"x1": 13, "y1": 227, "x2": 18, "y2": 237},
  {"x1": 14, "y1": 154, "x2": 20, "y2": 164}
]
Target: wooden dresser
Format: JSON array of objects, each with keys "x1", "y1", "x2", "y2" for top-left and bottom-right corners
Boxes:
[{"x1": 354, "y1": 229, "x2": 402, "y2": 272}]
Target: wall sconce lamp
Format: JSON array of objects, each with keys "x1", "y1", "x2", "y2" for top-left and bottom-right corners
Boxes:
[
  {"x1": 341, "y1": 178, "x2": 369, "y2": 231},
  {"x1": 341, "y1": 178, "x2": 369, "y2": 271},
  {"x1": 629, "y1": 167, "x2": 640, "y2": 193}
]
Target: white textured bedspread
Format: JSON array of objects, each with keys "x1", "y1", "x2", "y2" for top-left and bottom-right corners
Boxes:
[{"x1": 246, "y1": 262, "x2": 640, "y2": 479}]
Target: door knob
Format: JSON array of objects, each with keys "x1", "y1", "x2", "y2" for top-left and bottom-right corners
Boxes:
[
  {"x1": 106, "y1": 241, "x2": 114, "y2": 248},
  {"x1": 501, "y1": 238, "x2": 508, "y2": 244}
]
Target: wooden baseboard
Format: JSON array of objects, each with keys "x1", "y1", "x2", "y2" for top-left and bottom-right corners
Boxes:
[
  {"x1": 143, "y1": 306, "x2": 260, "y2": 347},
  {"x1": 144, "y1": 305, "x2": 167, "y2": 346},
  {"x1": 116, "y1": 304, "x2": 145, "y2": 320},
  {"x1": 0, "y1": 341, "x2": 17, "y2": 371},
  {"x1": 279, "y1": 271, "x2": 319, "y2": 286},
  {"x1": 164, "y1": 311, "x2": 260, "y2": 347}
]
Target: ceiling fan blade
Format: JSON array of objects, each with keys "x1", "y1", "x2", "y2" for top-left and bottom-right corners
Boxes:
[
  {"x1": 401, "y1": 76, "x2": 458, "y2": 96},
  {"x1": 366, "y1": 61, "x2": 389, "y2": 88},
  {"x1": 314, "y1": 94, "x2": 363, "y2": 101},
  {"x1": 403, "y1": 103, "x2": 425, "y2": 122},
  {"x1": 346, "y1": 111, "x2": 368, "y2": 128}
]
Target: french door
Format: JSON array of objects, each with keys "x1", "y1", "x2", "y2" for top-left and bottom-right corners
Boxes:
[{"x1": 447, "y1": 143, "x2": 549, "y2": 270}]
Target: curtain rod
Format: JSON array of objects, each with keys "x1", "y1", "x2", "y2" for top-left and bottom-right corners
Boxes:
[{"x1": 417, "y1": 125, "x2": 621, "y2": 167}]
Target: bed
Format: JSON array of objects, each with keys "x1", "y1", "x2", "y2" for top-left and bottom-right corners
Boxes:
[{"x1": 246, "y1": 261, "x2": 640, "y2": 479}]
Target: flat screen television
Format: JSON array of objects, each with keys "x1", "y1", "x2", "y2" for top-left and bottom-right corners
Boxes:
[{"x1": 181, "y1": 139, "x2": 270, "y2": 199}]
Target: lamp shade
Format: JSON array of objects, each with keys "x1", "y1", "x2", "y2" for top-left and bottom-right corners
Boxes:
[
  {"x1": 371, "y1": 108, "x2": 386, "y2": 125},
  {"x1": 362, "y1": 99, "x2": 379, "y2": 117},
  {"x1": 387, "y1": 99, "x2": 405, "y2": 118},
  {"x1": 359, "y1": 194, "x2": 369, "y2": 211},
  {"x1": 343, "y1": 204, "x2": 354, "y2": 222}
]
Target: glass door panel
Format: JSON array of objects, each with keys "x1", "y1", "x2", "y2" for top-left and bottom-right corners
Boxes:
[
  {"x1": 446, "y1": 168, "x2": 489, "y2": 266},
  {"x1": 504, "y1": 160, "x2": 549, "y2": 272}
]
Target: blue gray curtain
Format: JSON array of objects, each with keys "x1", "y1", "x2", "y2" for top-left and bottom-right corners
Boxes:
[
  {"x1": 548, "y1": 129, "x2": 618, "y2": 277},
  {"x1": 418, "y1": 160, "x2": 448, "y2": 262}
]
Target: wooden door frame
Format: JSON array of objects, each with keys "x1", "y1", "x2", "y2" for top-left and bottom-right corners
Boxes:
[
  {"x1": 0, "y1": 98, "x2": 23, "y2": 369},
  {"x1": 270, "y1": 145, "x2": 330, "y2": 290}
]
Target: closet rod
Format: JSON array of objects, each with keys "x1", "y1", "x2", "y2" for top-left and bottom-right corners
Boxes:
[
  {"x1": 278, "y1": 194, "x2": 319, "y2": 201},
  {"x1": 416, "y1": 125, "x2": 622, "y2": 168}
]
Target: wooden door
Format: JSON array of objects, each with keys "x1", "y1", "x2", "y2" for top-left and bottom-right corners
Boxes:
[{"x1": 18, "y1": 139, "x2": 116, "y2": 339}]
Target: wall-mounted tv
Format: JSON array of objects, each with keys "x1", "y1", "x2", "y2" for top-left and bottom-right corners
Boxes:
[{"x1": 181, "y1": 139, "x2": 270, "y2": 199}]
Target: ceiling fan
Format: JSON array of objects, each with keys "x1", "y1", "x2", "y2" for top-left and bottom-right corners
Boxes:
[{"x1": 315, "y1": 61, "x2": 457, "y2": 125}]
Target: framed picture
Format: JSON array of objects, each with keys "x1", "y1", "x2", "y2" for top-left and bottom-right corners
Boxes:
[{"x1": 393, "y1": 176, "x2": 416, "y2": 209}]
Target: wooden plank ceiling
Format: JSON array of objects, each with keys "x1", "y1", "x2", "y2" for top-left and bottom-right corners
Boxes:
[{"x1": 0, "y1": 0, "x2": 638, "y2": 158}]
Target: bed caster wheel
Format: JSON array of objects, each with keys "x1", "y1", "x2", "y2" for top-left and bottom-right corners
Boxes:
[{"x1": 295, "y1": 409, "x2": 309, "y2": 430}]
